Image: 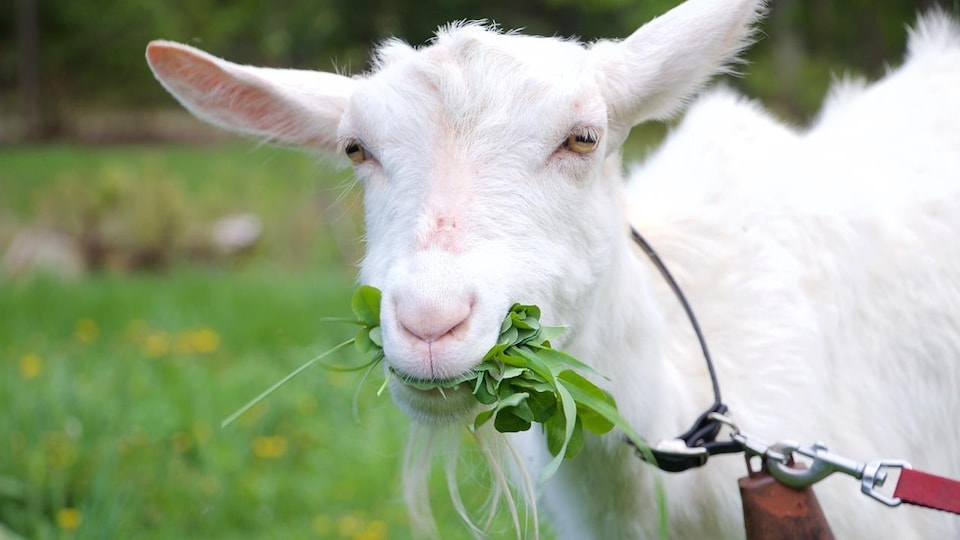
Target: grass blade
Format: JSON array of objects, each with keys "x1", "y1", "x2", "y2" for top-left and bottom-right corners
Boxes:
[{"x1": 222, "y1": 338, "x2": 356, "y2": 428}]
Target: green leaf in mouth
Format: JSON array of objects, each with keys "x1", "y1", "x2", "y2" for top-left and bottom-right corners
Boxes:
[
  {"x1": 227, "y1": 286, "x2": 655, "y2": 481},
  {"x1": 351, "y1": 284, "x2": 382, "y2": 327},
  {"x1": 345, "y1": 289, "x2": 655, "y2": 483}
]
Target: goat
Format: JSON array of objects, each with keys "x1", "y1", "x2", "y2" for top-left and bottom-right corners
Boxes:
[{"x1": 146, "y1": 0, "x2": 960, "y2": 537}]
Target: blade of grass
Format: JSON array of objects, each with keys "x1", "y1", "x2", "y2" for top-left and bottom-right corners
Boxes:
[
  {"x1": 317, "y1": 316, "x2": 367, "y2": 325},
  {"x1": 222, "y1": 338, "x2": 356, "y2": 428}
]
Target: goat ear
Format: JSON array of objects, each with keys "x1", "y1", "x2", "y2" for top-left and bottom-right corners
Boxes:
[
  {"x1": 145, "y1": 41, "x2": 356, "y2": 151},
  {"x1": 593, "y1": 0, "x2": 765, "y2": 135}
]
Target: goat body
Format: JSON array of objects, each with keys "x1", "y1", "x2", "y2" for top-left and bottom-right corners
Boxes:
[{"x1": 146, "y1": 1, "x2": 960, "y2": 537}]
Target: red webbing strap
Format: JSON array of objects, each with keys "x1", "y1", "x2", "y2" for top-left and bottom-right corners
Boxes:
[{"x1": 893, "y1": 468, "x2": 960, "y2": 515}]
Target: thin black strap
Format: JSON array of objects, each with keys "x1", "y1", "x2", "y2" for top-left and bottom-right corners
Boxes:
[
  {"x1": 630, "y1": 227, "x2": 722, "y2": 404},
  {"x1": 628, "y1": 226, "x2": 741, "y2": 472}
]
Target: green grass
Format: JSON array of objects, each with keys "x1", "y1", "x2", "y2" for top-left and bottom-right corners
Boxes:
[
  {"x1": 0, "y1": 144, "x2": 533, "y2": 539},
  {"x1": 2, "y1": 268, "x2": 415, "y2": 538}
]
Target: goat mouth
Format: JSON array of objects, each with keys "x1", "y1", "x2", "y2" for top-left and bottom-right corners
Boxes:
[
  {"x1": 390, "y1": 367, "x2": 478, "y2": 391},
  {"x1": 387, "y1": 369, "x2": 479, "y2": 424}
]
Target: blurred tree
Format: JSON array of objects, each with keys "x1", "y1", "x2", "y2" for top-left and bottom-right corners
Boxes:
[
  {"x1": 16, "y1": 0, "x2": 41, "y2": 140},
  {"x1": 1, "y1": 0, "x2": 956, "y2": 142}
]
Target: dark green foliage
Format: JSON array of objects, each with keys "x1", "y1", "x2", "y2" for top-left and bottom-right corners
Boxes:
[{"x1": 6, "y1": 0, "x2": 956, "y2": 141}]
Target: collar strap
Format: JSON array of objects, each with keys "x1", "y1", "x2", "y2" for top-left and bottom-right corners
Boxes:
[
  {"x1": 628, "y1": 403, "x2": 743, "y2": 472},
  {"x1": 628, "y1": 227, "x2": 741, "y2": 472}
]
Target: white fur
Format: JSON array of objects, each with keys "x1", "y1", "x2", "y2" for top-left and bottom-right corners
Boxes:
[{"x1": 146, "y1": 2, "x2": 960, "y2": 538}]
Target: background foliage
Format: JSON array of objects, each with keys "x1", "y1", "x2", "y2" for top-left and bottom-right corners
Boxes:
[{"x1": 2, "y1": 0, "x2": 956, "y2": 140}]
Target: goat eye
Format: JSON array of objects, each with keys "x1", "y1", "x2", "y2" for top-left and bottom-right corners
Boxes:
[
  {"x1": 564, "y1": 131, "x2": 599, "y2": 154},
  {"x1": 344, "y1": 140, "x2": 367, "y2": 164}
]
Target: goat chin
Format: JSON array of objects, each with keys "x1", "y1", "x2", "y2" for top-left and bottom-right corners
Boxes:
[{"x1": 401, "y1": 422, "x2": 540, "y2": 540}]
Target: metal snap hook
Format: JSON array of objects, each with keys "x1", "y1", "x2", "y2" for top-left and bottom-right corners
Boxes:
[{"x1": 766, "y1": 442, "x2": 865, "y2": 489}]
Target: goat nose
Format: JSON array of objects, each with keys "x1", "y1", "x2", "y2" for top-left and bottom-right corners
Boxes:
[{"x1": 395, "y1": 296, "x2": 472, "y2": 343}]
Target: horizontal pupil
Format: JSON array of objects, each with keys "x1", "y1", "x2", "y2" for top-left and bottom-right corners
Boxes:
[{"x1": 575, "y1": 135, "x2": 594, "y2": 144}]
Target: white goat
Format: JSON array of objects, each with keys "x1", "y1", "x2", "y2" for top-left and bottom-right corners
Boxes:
[{"x1": 146, "y1": 0, "x2": 960, "y2": 537}]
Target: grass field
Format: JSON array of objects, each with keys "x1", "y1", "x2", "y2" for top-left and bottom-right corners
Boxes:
[{"x1": 0, "y1": 144, "x2": 537, "y2": 539}]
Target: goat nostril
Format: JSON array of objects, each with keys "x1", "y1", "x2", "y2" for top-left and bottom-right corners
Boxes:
[
  {"x1": 400, "y1": 313, "x2": 468, "y2": 343},
  {"x1": 395, "y1": 298, "x2": 472, "y2": 343}
]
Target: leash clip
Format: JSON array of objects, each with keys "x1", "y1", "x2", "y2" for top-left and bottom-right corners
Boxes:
[{"x1": 764, "y1": 441, "x2": 912, "y2": 507}]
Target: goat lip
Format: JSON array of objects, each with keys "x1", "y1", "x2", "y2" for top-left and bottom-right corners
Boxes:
[
  {"x1": 390, "y1": 368, "x2": 476, "y2": 391},
  {"x1": 387, "y1": 375, "x2": 478, "y2": 424}
]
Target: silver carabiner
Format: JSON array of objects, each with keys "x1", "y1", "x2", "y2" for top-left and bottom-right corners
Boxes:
[
  {"x1": 721, "y1": 421, "x2": 914, "y2": 508},
  {"x1": 766, "y1": 441, "x2": 913, "y2": 507},
  {"x1": 767, "y1": 441, "x2": 865, "y2": 488}
]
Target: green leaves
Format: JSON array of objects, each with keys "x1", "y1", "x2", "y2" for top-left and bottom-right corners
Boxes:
[
  {"x1": 346, "y1": 289, "x2": 652, "y2": 482},
  {"x1": 351, "y1": 285, "x2": 381, "y2": 327},
  {"x1": 473, "y1": 306, "x2": 612, "y2": 482},
  {"x1": 409, "y1": 300, "x2": 652, "y2": 484},
  {"x1": 352, "y1": 285, "x2": 383, "y2": 355},
  {"x1": 303, "y1": 287, "x2": 653, "y2": 485}
]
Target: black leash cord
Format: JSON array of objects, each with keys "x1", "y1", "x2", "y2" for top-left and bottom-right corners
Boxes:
[
  {"x1": 628, "y1": 226, "x2": 741, "y2": 472},
  {"x1": 630, "y1": 227, "x2": 722, "y2": 405}
]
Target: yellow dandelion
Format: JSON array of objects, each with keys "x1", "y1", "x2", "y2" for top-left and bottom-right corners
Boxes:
[
  {"x1": 251, "y1": 436, "x2": 288, "y2": 459},
  {"x1": 74, "y1": 318, "x2": 99, "y2": 344},
  {"x1": 56, "y1": 508, "x2": 82, "y2": 531},
  {"x1": 354, "y1": 519, "x2": 388, "y2": 540},
  {"x1": 173, "y1": 328, "x2": 220, "y2": 355},
  {"x1": 189, "y1": 328, "x2": 220, "y2": 355},
  {"x1": 144, "y1": 332, "x2": 170, "y2": 358},
  {"x1": 19, "y1": 353, "x2": 44, "y2": 379}
]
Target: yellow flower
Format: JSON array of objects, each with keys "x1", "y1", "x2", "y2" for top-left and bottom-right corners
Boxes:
[
  {"x1": 19, "y1": 353, "x2": 44, "y2": 379},
  {"x1": 188, "y1": 328, "x2": 220, "y2": 354},
  {"x1": 74, "y1": 318, "x2": 99, "y2": 344},
  {"x1": 56, "y1": 508, "x2": 82, "y2": 530},
  {"x1": 354, "y1": 520, "x2": 388, "y2": 540},
  {"x1": 175, "y1": 329, "x2": 220, "y2": 355},
  {"x1": 251, "y1": 436, "x2": 288, "y2": 459}
]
